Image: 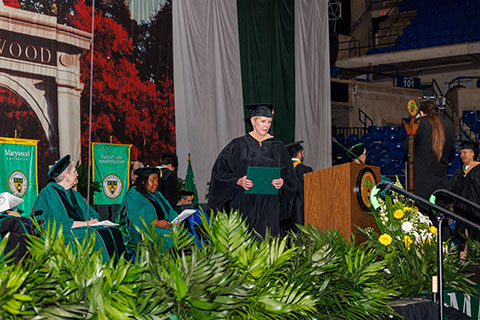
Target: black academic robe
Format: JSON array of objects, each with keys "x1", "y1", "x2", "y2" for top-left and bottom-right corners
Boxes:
[
  {"x1": 208, "y1": 134, "x2": 298, "y2": 238},
  {"x1": 450, "y1": 163, "x2": 480, "y2": 241},
  {"x1": 0, "y1": 215, "x2": 33, "y2": 264},
  {"x1": 402, "y1": 114, "x2": 455, "y2": 200},
  {"x1": 157, "y1": 168, "x2": 178, "y2": 209},
  {"x1": 282, "y1": 160, "x2": 313, "y2": 234}
]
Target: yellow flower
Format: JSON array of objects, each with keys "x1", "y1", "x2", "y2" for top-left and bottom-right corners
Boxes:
[
  {"x1": 404, "y1": 235, "x2": 413, "y2": 250},
  {"x1": 379, "y1": 234, "x2": 392, "y2": 246},
  {"x1": 394, "y1": 209, "x2": 404, "y2": 219},
  {"x1": 403, "y1": 207, "x2": 413, "y2": 212},
  {"x1": 430, "y1": 226, "x2": 438, "y2": 235},
  {"x1": 402, "y1": 218, "x2": 408, "y2": 222}
]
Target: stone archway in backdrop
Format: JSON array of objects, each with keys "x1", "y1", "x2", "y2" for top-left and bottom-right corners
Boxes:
[{"x1": 0, "y1": 4, "x2": 91, "y2": 163}]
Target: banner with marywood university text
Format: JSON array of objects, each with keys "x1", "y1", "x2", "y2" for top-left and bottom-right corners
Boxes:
[
  {"x1": 0, "y1": 137, "x2": 38, "y2": 216},
  {"x1": 92, "y1": 143, "x2": 131, "y2": 205}
]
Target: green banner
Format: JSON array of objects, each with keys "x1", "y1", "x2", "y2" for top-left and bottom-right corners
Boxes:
[
  {"x1": 92, "y1": 143, "x2": 131, "y2": 205},
  {"x1": 444, "y1": 285, "x2": 480, "y2": 319},
  {"x1": 185, "y1": 158, "x2": 199, "y2": 205},
  {"x1": 0, "y1": 137, "x2": 38, "y2": 216}
]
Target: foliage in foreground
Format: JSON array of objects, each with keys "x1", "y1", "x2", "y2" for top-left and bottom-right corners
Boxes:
[{"x1": 0, "y1": 210, "x2": 407, "y2": 320}]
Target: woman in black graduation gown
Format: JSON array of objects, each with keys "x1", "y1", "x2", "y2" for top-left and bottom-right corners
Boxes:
[
  {"x1": 207, "y1": 104, "x2": 298, "y2": 238},
  {"x1": 402, "y1": 100, "x2": 455, "y2": 200}
]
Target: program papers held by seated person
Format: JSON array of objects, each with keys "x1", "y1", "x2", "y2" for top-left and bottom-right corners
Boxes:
[{"x1": 32, "y1": 155, "x2": 125, "y2": 262}]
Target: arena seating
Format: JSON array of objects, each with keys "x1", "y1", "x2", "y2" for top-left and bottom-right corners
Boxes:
[
  {"x1": 367, "y1": 0, "x2": 480, "y2": 55},
  {"x1": 332, "y1": 124, "x2": 478, "y2": 178}
]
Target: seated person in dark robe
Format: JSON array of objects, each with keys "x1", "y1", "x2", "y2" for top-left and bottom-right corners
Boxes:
[
  {"x1": 450, "y1": 141, "x2": 480, "y2": 256},
  {"x1": 0, "y1": 192, "x2": 34, "y2": 264},
  {"x1": 32, "y1": 155, "x2": 126, "y2": 262},
  {"x1": 282, "y1": 140, "x2": 313, "y2": 234},
  {"x1": 157, "y1": 154, "x2": 178, "y2": 209},
  {"x1": 207, "y1": 103, "x2": 298, "y2": 238},
  {"x1": 178, "y1": 190, "x2": 194, "y2": 206},
  {"x1": 119, "y1": 167, "x2": 178, "y2": 251}
]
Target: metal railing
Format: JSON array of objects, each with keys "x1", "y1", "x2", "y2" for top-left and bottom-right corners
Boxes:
[
  {"x1": 332, "y1": 126, "x2": 368, "y2": 138},
  {"x1": 458, "y1": 117, "x2": 479, "y2": 142},
  {"x1": 447, "y1": 76, "x2": 480, "y2": 91},
  {"x1": 431, "y1": 78, "x2": 455, "y2": 122},
  {"x1": 359, "y1": 108, "x2": 374, "y2": 127}
]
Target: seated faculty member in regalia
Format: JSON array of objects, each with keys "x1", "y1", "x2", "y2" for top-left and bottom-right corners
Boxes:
[
  {"x1": 207, "y1": 103, "x2": 298, "y2": 238},
  {"x1": 119, "y1": 166, "x2": 178, "y2": 251},
  {"x1": 32, "y1": 155, "x2": 126, "y2": 262}
]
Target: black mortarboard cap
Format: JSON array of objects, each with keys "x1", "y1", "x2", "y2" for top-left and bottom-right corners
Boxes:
[
  {"x1": 161, "y1": 152, "x2": 178, "y2": 168},
  {"x1": 461, "y1": 140, "x2": 479, "y2": 158},
  {"x1": 48, "y1": 154, "x2": 71, "y2": 179},
  {"x1": 134, "y1": 166, "x2": 160, "y2": 177},
  {"x1": 179, "y1": 190, "x2": 195, "y2": 197},
  {"x1": 245, "y1": 103, "x2": 274, "y2": 118},
  {"x1": 460, "y1": 140, "x2": 478, "y2": 151},
  {"x1": 286, "y1": 140, "x2": 304, "y2": 157},
  {"x1": 348, "y1": 143, "x2": 366, "y2": 159}
]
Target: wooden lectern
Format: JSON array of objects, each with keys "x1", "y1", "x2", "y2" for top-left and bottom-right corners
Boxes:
[{"x1": 304, "y1": 162, "x2": 380, "y2": 240}]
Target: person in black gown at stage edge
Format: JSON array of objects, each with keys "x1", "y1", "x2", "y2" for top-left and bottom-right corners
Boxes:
[
  {"x1": 450, "y1": 141, "x2": 480, "y2": 257},
  {"x1": 282, "y1": 140, "x2": 313, "y2": 234},
  {"x1": 402, "y1": 100, "x2": 455, "y2": 201},
  {"x1": 207, "y1": 104, "x2": 298, "y2": 238},
  {"x1": 158, "y1": 154, "x2": 178, "y2": 209}
]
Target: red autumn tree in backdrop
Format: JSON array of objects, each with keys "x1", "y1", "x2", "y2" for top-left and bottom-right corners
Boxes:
[
  {"x1": 69, "y1": 1, "x2": 175, "y2": 165},
  {"x1": 3, "y1": 0, "x2": 20, "y2": 8}
]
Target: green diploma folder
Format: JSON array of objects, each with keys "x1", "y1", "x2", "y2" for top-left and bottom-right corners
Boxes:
[{"x1": 245, "y1": 166, "x2": 281, "y2": 195}]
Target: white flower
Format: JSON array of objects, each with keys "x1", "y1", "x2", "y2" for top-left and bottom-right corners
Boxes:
[
  {"x1": 412, "y1": 231, "x2": 420, "y2": 242},
  {"x1": 418, "y1": 214, "x2": 432, "y2": 225},
  {"x1": 402, "y1": 221, "x2": 414, "y2": 233}
]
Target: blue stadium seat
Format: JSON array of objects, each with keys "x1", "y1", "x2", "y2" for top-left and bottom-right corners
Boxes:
[
  {"x1": 390, "y1": 167, "x2": 405, "y2": 176},
  {"x1": 473, "y1": 122, "x2": 480, "y2": 134},
  {"x1": 346, "y1": 134, "x2": 360, "y2": 146},
  {"x1": 463, "y1": 110, "x2": 476, "y2": 126},
  {"x1": 369, "y1": 142, "x2": 383, "y2": 155},
  {"x1": 368, "y1": 126, "x2": 383, "y2": 141},
  {"x1": 383, "y1": 126, "x2": 397, "y2": 134},
  {"x1": 334, "y1": 133, "x2": 345, "y2": 144},
  {"x1": 389, "y1": 143, "x2": 405, "y2": 160},
  {"x1": 383, "y1": 131, "x2": 401, "y2": 143},
  {"x1": 451, "y1": 158, "x2": 463, "y2": 170},
  {"x1": 360, "y1": 132, "x2": 373, "y2": 142}
]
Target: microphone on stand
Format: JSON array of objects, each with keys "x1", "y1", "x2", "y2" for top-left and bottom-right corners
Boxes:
[{"x1": 332, "y1": 137, "x2": 364, "y2": 165}]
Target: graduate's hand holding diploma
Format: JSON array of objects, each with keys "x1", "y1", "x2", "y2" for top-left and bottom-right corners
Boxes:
[
  {"x1": 271, "y1": 178, "x2": 284, "y2": 189},
  {"x1": 237, "y1": 175, "x2": 253, "y2": 190}
]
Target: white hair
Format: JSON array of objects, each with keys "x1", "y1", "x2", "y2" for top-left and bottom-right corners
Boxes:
[{"x1": 53, "y1": 161, "x2": 75, "y2": 183}]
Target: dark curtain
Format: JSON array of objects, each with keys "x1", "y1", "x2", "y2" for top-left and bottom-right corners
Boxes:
[{"x1": 237, "y1": 0, "x2": 295, "y2": 144}]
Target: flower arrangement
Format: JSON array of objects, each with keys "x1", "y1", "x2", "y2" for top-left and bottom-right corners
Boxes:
[{"x1": 359, "y1": 178, "x2": 475, "y2": 298}]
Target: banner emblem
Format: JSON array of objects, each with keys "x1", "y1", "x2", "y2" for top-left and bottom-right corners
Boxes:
[
  {"x1": 8, "y1": 170, "x2": 28, "y2": 197},
  {"x1": 103, "y1": 174, "x2": 122, "y2": 199}
]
